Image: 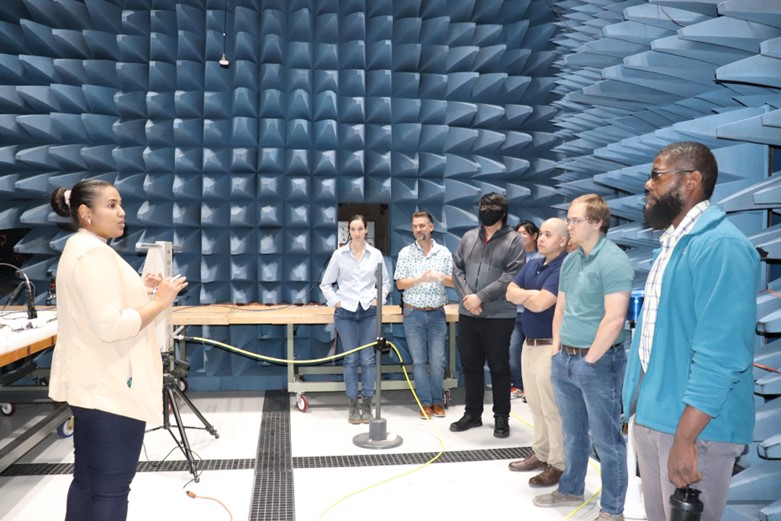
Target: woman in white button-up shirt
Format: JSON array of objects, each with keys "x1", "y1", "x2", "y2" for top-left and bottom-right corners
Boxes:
[{"x1": 320, "y1": 215, "x2": 390, "y2": 424}]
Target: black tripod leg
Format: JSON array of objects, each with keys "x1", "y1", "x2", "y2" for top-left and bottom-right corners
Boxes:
[
  {"x1": 171, "y1": 386, "x2": 219, "y2": 438},
  {"x1": 166, "y1": 386, "x2": 200, "y2": 482},
  {"x1": 162, "y1": 385, "x2": 171, "y2": 429}
]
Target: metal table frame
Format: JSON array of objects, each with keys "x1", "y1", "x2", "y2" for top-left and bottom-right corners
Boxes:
[{"x1": 172, "y1": 304, "x2": 460, "y2": 407}]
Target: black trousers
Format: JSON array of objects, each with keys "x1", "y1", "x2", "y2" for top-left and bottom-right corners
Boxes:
[{"x1": 457, "y1": 314, "x2": 515, "y2": 418}]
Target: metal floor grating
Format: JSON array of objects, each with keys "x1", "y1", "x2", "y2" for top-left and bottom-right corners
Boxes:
[
  {"x1": 250, "y1": 390, "x2": 294, "y2": 521},
  {"x1": 294, "y1": 446, "x2": 532, "y2": 469},
  {"x1": 1, "y1": 458, "x2": 257, "y2": 477}
]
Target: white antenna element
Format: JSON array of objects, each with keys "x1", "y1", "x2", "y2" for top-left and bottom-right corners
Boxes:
[{"x1": 138, "y1": 241, "x2": 175, "y2": 353}]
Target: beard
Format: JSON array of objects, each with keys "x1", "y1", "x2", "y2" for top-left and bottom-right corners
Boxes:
[{"x1": 644, "y1": 184, "x2": 684, "y2": 230}]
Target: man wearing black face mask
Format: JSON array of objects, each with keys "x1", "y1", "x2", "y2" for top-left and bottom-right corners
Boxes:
[{"x1": 451, "y1": 192, "x2": 525, "y2": 438}]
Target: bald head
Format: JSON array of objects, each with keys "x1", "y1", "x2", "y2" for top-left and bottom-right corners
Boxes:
[{"x1": 537, "y1": 218, "x2": 569, "y2": 259}]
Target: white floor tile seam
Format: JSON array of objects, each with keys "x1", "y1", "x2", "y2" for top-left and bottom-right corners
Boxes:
[
  {"x1": 294, "y1": 461, "x2": 605, "y2": 521},
  {"x1": 289, "y1": 397, "x2": 538, "y2": 458}
]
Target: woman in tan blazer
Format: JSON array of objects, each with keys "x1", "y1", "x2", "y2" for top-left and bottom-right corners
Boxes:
[{"x1": 49, "y1": 179, "x2": 187, "y2": 521}]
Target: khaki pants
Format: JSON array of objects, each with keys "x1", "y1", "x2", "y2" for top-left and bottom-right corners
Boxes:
[{"x1": 521, "y1": 341, "x2": 565, "y2": 470}]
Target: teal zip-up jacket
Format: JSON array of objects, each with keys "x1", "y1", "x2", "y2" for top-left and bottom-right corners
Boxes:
[{"x1": 623, "y1": 205, "x2": 759, "y2": 444}]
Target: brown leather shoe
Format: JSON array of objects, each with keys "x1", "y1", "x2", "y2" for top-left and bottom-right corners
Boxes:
[
  {"x1": 431, "y1": 404, "x2": 446, "y2": 417},
  {"x1": 508, "y1": 454, "x2": 547, "y2": 472},
  {"x1": 529, "y1": 465, "x2": 563, "y2": 487},
  {"x1": 419, "y1": 405, "x2": 433, "y2": 419}
]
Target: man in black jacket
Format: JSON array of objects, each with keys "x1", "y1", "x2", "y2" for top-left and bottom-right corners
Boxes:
[{"x1": 450, "y1": 192, "x2": 525, "y2": 438}]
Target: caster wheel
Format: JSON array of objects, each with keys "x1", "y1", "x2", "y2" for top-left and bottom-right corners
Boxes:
[
  {"x1": 177, "y1": 378, "x2": 188, "y2": 393},
  {"x1": 1, "y1": 402, "x2": 16, "y2": 416},
  {"x1": 443, "y1": 389, "x2": 452, "y2": 408},
  {"x1": 57, "y1": 416, "x2": 75, "y2": 438},
  {"x1": 296, "y1": 393, "x2": 309, "y2": 412}
]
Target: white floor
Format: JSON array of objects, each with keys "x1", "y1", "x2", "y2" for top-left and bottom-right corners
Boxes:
[{"x1": 0, "y1": 389, "x2": 615, "y2": 521}]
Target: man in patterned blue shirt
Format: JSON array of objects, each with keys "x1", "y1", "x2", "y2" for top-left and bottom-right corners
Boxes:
[{"x1": 395, "y1": 210, "x2": 454, "y2": 419}]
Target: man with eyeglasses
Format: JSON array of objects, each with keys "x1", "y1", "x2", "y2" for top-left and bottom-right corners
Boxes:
[
  {"x1": 451, "y1": 192, "x2": 525, "y2": 439},
  {"x1": 533, "y1": 194, "x2": 633, "y2": 521},
  {"x1": 623, "y1": 142, "x2": 759, "y2": 521}
]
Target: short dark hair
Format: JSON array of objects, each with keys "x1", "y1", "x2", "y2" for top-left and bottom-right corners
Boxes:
[
  {"x1": 412, "y1": 210, "x2": 434, "y2": 224},
  {"x1": 479, "y1": 192, "x2": 509, "y2": 226},
  {"x1": 656, "y1": 141, "x2": 718, "y2": 199},
  {"x1": 516, "y1": 220, "x2": 539, "y2": 237},
  {"x1": 50, "y1": 179, "x2": 113, "y2": 230}
]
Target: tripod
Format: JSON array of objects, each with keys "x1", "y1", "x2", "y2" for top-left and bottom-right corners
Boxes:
[{"x1": 147, "y1": 355, "x2": 219, "y2": 482}]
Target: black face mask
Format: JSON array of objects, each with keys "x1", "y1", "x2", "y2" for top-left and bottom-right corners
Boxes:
[{"x1": 479, "y1": 208, "x2": 504, "y2": 226}]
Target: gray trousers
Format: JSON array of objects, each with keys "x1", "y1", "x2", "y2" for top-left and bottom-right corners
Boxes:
[{"x1": 633, "y1": 422, "x2": 744, "y2": 521}]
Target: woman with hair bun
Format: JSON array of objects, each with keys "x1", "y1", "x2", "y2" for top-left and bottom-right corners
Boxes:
[{"x1": 49, "y1": 179, "x2": 188, "y2": 521}]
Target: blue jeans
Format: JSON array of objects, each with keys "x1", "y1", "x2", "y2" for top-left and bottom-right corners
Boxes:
[
  {"x1": 403, "y1": 306, "x2": 447, "y2": 406},
  {"x1": 552, "y1": 346, "x2": 627, "y2": 515},
  {"x1": 334, "y1": 306, "x2": 377, "y2": 399},
  {"x1": 66, "y1": 406, "x2": 146, "y2": 521},
  {"x1": 508, "y1": 313, "x2": 524, "y2": 389}
]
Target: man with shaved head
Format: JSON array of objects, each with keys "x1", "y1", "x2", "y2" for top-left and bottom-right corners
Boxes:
[{"x1": 505, "y1": 218, "x2": 569, "y2": 488}]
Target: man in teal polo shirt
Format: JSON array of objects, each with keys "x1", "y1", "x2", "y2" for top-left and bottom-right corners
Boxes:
[{"x1": 533, "y1": 194, "x2": 634, "y2": 521}]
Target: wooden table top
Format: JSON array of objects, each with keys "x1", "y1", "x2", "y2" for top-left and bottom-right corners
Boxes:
[
  {"x1": 0, "y1": 309, "x2": 58, "y2": 367},
  {"x1": 171, "y1": 303, "x2": 460, "y2": 326}
]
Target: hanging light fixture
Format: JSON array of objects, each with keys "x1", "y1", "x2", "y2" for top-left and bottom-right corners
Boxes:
[{"x1": 219, "y1": 0, "x2": 230, "y2": 68}]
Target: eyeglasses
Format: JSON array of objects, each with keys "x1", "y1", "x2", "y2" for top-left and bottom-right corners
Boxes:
[
  {"x1": 565, "y1": 217, "x2": 589, "y2": 226},
  {"x1": 649, "y1": 169, "x2": 694, "y2": 182}
]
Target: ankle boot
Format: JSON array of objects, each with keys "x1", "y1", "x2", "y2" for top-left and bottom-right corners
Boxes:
[
  {"x1": 348, "y1": 397, "x2": 362, "y2": 424},
  {"x1": 360, "y1": 396, "x2": 373, "y2": 423}
]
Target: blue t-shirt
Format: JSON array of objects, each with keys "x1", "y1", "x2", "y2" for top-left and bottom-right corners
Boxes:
[{"x1": 512, "y1": 252, "x2": 567, "y2": 339}]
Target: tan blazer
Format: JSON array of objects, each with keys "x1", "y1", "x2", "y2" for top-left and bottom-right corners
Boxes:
[{"x1": 49, "y1": 229, "x2": 163, "y2": 425}]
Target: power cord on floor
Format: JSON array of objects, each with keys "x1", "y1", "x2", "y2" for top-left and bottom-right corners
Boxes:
[
  {"x1": 185, "y1": 490, "x2": 233, "y2": 520},
  {"x1": 180, "y1": 334, "x2": 605, "y2": 519},
  {"x1": 316, "y1": 341, "x2": 446, "y2": 520},
  {"x1": 180, "y1": 335, "x2": 447, "y2": 520},
  {"x1": 141, "y1": 430, "x2": 205, "y2": 484}
]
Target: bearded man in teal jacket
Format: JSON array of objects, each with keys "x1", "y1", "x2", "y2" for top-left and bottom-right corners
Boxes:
[{"x1": 623, "y1": 142, "x2": 760, "y2": 521}]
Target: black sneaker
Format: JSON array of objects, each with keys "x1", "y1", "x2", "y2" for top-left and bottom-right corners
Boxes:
[
  {"x1": 449, "y1": 414, "x2": 482, "y2": 432},
  {"x1": 494, "y1": 415, "x2": 510, "y2": 438}
]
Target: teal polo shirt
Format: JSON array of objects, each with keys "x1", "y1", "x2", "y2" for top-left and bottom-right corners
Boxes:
[{"x1": 559, "y1": 236, "x2": 634, "y2": 347}]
